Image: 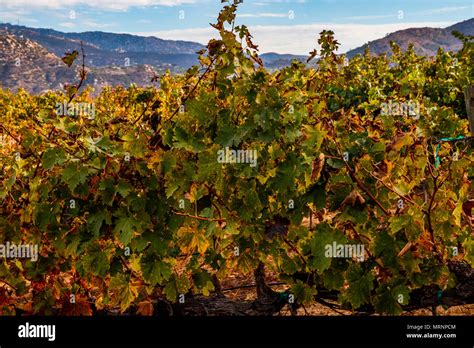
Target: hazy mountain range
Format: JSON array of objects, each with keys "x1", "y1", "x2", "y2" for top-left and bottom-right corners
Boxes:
[
  {"x1": 0, "y1": 33, "x2": 165, "y2": 94},
  {"x1": 0, "y1": 18, "x2": 472, "y2": 94},
  {"x1": 1, "y1": 23, "x2": 204, "y2": 71}
]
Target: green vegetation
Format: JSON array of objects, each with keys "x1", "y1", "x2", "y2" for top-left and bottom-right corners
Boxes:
[{"x1": 0, "y1": 2, "x2": 473, "y2": 315}]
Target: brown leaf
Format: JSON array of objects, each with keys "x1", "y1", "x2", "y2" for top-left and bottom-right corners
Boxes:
[
  {"x1": 208, "y1": 39, "x2": 223, "y2": 56},
  {"x1": 311, "y1": 153, "x2": 325, "y2": 182},
  {"x1": 417, "y1": 230, "x2": 434, "y2": 252},
  {"x1": 136, "y1": 300, "x2": 154, "y2": 316},
  {"x1": 264, "y1": 216, "x2": 290, "y2": 240},
  {"x1": 0, "y1": 288, "x2": 9, "y2": 306},
  {"x1": 398, "y1": 241, "x2": 413, "y2": 257},
  {"x1": 307, "y1": 49, "x2": 318, "y2": 63},
  {"x1": 60, "y1": 294, "x2": 93, "y2": 316},
  {"x1": 341, "y1": 189, "x2": 366, "y2": 207},
  {"x1": 250, "y1": 54, "x2": 263, "y2": 66},
  {"x1": 61, "y1": 50, "x2": 79, "y2": 67},
  {"x1": 245, "y1": 35, "x2": 259, "y2": 51}
]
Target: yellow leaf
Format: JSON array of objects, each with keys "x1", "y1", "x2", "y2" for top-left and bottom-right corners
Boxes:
[
  {"x1": 389, "y1": 133, "x2": 413, "y2": 152},
  {"x1": 197, "y1": 234, "x2": 210, "y2": 254},
  {"x1": 452, "y1": 200, "x2": 463, "y2": 227},
  {"x1": 14, "y1": 259, "x2": 23, "y2": 271}
]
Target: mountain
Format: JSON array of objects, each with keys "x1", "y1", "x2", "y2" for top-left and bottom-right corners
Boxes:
[
  {"x1": 1, "y1": 23, "x2": 204, "y2": 70},
  {"x1": 449, "y1": 18, "x2": 474, "y2": 36},
  {"x1": 1, "y1": 23, "x2": 309, "y2": 70},
  {"x1": 260, "y1": 52, "x2": 308, "y2": 70},
  {"x1": 0, "y1": 34, "x2": 162, "y2": 94},
  {"x1": 346, "y1": 18, "x2": 474, "y2": 58},
  {"x1": 59, "y1": 30, "x2": 203, "y2": 54},
  {"x1": 0, "y1": 34, "x2": 76, "y2": 93}
]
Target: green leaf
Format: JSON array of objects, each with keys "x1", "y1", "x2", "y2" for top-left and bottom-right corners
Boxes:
[
  {"x1": 302, "y1": 124, "x2": 327, "y2": 153},
  {"x1": 141, "y1": 258, "x2": 172, "y2": 286},
  {"x1": 307, "y1": 223, "x2": 346, "y2": 273},
  {"x1": 42, "y1": 148, "x2": 66, "y2": 170},
  {"x1": 175, "y1": 274, "x2": 191, "y2": 294},
  {"x1": 99, "y1": 177, "x2": 116, "y2": 205},
  {"x1": 463, "y1": 237, "x2": 474, "y2": 267},
  {"x1": 281, "y1": 255, "x2": 299, "y2": 275},
  {"x1": 116, "y1": 180, "x2": 133, "y2": 198},
  {"x1": 122, "y1": 134, "x2": 147, "y2": 158},
  {"x1": 161, "y1": 152, "x2": 177, "y2": 175},
  {"x1": 237, "y1": 253, "x2": 258, "y2": 275},
  {"x1": 64, "y1": 234, "x2": 82, "y2": 257},
  {"x1": 173, "y1": 126, "x2": 205, "y2": 152},
  {"x1": 374, "y1": 282, "x2": 409, "y2": 315},
  {"x1": 163, "y1": 279, "x2": 177, "y2": 302},
  {"x1": 193, "y1": 271, "x2": 215, "y2": 296},
  {"x1": 165, "y1": 181, "x2": 181, "y2": 199},
  {"x1": 215, "y1": 125, "x2": 241, "y2": 147},
  {"x1": 392, "y1": 285, "x2": 410, "y2": 306},
  {"x1": 114, "y1": 215, "x2": 138, "y2": 245},
  {"x1": 291, "y1": 280, "x2": 317, "y2": 305},
  {"x1": 87, "y1": 210, "x2": 110, "y2": 237},
  {"x1": 373, "y1": 230, "x2": 399, "y2": 269},
  {"x1": 109, "y1": 273, "x2": 138, "y2": 312},
  {"x1": 344, "y1": 263, "x2": 374, "y2": 309},
  {"x1": 61, "y1": 163, "x2": 89, "y2": 191},
  {"x1": 322, "y1": 267, "x2": 345, "y2": 290},
  {"x1": 389, "y1": 215, "x2": 413, "y2": 234},
  {"x1": 81, "y1": 244, "x2": 110, "y2": 278}
]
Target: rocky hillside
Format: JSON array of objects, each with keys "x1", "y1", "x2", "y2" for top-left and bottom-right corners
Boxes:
[
  {"x1": 0, "y1": 34, "x2": 162, "y2": 94},
  {"x1": 347, "y1": 18, "x2": 473, "y2": 58},
  {"x1": 1, "y1": 23, "x2": 203, "y2": 70},
  {"x1": 0, "y1": 34, "x2": 76, "y2": 94}
]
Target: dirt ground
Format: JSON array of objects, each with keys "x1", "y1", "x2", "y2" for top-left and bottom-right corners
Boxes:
[{"x1": 218, "y1": 268, "x2": 474, "y2": 316}]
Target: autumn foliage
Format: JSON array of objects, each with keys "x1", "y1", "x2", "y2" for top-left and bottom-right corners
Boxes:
[{"x1": 0, "y1": 2, "x2": 473, "y2": 315}]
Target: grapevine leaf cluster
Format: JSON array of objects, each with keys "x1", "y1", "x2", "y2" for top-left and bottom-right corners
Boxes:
[{"x1": 0, "y1": 2, "x2": 473, "y2": 315}]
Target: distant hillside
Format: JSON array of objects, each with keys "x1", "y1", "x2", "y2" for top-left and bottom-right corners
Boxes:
[
  {"x1": 62, "y1": 30, "x2": 204, "y2": 54},
  {"x1": 449, "y1": 18, "x2": 474, "y2": 36},
  {"x1": 346, "y1": 18, "x2": 473, "y2": 58},
  {"x1": 260, "y1": 52, "x2": 308, "y2": 70},
  {"x1": 0, "y1": 34, "x2": 75, "y2": 93},
  {"x1": 1, "y1": 23, "x2": 204, "y2": 70},
  {"x1": 1, "y1": 23, "x2": 311, "y2": 71},
  {"x1": 0, "y1": 34, "x2": 163, "y2": 94}
]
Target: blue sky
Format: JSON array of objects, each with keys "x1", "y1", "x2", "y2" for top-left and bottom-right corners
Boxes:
[{"x1": 0, "y1": 0, "x2": 473, "y2": 54}]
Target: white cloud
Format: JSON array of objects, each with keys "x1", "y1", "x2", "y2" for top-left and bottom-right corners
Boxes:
[
  {"x1": 252, "y1": 0, "x2": 307, "y2": 3},
  {"x1": 82, "y1": 20, "x2": 116, "y2": 29},
  {"x1": 339, "y1": 14, "x2": 397, "y2": 21},
  {"x1": 239, "y1": 13, "x2": 289, "y2": 18},
  {"x1": 59, "y1": 22, "x2": 76, "y2": 28},
  {"x1": 0, "y1": 0, "x2": 197, "y2": 11},
  {"x1": 420, "y1": 6, "x2": 472, "y2": 15},
  {"x1": 134, "y1": 21, "x2": 455, "y2": 55},
  {"x1": 337, "y1": 6, "x2": 473, "y2": 21},
  {"x1": 0, "y1": 9, "x2": 38, "y2": 23}
]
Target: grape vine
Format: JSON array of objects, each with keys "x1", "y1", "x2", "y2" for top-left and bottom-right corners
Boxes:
[{"x1": 0, "y1": 2, "x2": 473, "y2": 315}]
